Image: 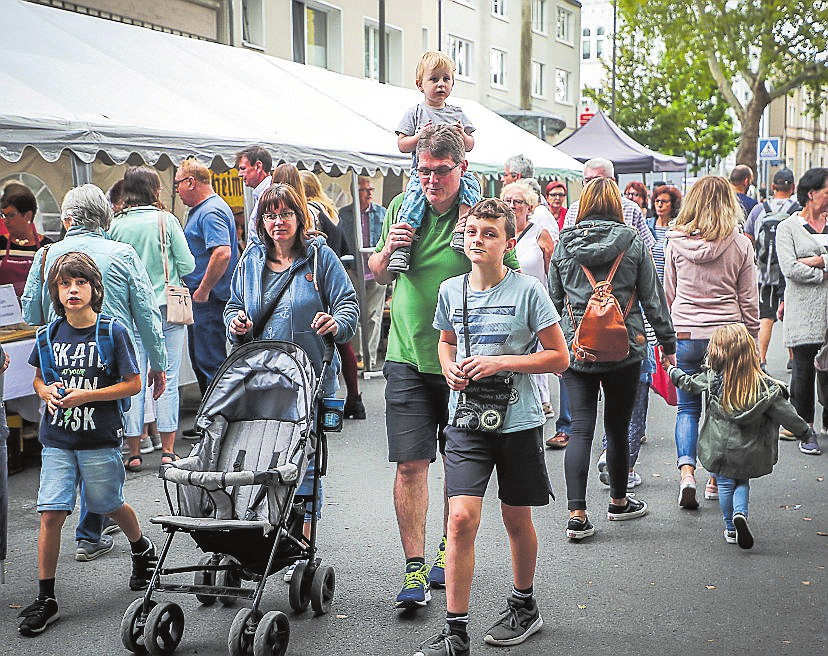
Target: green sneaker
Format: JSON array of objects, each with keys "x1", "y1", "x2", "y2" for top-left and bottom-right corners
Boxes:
[
  {"x1": 395, "y1": 562, "x2": 431, "y2": 608},
  {"x1": 429, "y1": 537, "x2": 446, "y2": 589}
]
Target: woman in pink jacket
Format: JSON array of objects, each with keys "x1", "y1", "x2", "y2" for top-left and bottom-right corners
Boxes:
[{"x1": 664, "y1": 176, "x2": 759, "y2": 510}]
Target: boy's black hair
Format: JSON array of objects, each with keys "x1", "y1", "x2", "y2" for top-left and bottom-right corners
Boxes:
[
  {"x1": 466, "y1": 197, "x2": 516, "y2": 238},
  {"x1": 47, "y1": 252, "x2": 105, "y2": 317}
]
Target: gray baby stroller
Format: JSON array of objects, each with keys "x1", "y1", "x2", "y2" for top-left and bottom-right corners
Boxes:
[{"x1": 120, "y1": 339, "x2": 338, "y2": 656}]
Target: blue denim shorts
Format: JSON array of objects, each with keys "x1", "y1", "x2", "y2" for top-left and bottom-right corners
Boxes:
[{"x1": 37, "y1": 446, "x2": 126, "y2": 515}]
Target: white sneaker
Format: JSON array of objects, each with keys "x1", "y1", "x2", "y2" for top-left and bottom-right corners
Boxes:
[
  {"x1": 139, "y1": 436, "x2": 154, "y2": 454},
  {"x1": 627, "y1": 471, "x2": 642, "y2": 489},
  {"x1": 283, "y1": 559, "x2": 307, "y2": 582}
]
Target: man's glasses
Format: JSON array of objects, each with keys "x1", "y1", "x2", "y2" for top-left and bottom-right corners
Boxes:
[
  {"x1": 359, "y1": 187, "x2": 375, "y2": 193},
  {"x1": 417, "y1": 163, "x2": 461, "y2": 178},
  {"x1": 173, "y1": 176, "x2": 193, "y2": 190},
  {"x1": 262, "y1": 211, "x2": 296, "y2": 224},
  {"x1": 0, "y1": 209, "x2": 19, "y2": 220}
]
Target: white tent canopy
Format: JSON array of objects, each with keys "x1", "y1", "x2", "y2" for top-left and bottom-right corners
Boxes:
[{"x1": 0, "y1": 0, "x2": 583, "y2": 178}]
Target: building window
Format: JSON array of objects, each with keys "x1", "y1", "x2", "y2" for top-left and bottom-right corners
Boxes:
[
  {"x1": 448, "y1": 34, "x2": 473, "y2": 79},
  {"x1": 531, "y1": 60, "x2": 545, "y2": 98},
  {"x1": 292, "y1": 2, "x2": 342, "y2": 71},
  {"x1": 596, "y1": 38, "x2": 604, "y2": 58},
  {"x1": 582, "y1": 38, "x2": 590, "y2": 59},
  {"x1": 555, "y1": 68, "x2": 571, "y2": 103},
  {"x1": 492, "y1": 0, "x2": 506, "y2": 18},
  {"x1": 490, "y1": 48, "x2": 506, "y2": 88},
  {"x1": 597, "y1": 26, "x2": 605, "y2": 35},
  {"x1": 242, "y1": 0, "x2": 264, "y2": 47},
  {"x1": 556, "y1": 7, "x2": 573, "y2": 43},
  {"x1": 532, "y1": 0, "x2": 547, "y2": 33},
  {"x1": 364, "y1": 21, "x2": 403, "y2": 85}
]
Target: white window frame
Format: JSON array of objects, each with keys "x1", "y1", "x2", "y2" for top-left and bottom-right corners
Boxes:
[
  {"x1": 532, "y1": 0, "x2": 547, "y2": 35},
  {"x1": 531, "y1": 60, "x2": 545, "y2": 98},
  {"x1": 452, "y1": 0, "x2": 476, "y2": 7},
  {"x1": 448, "y1": 34, "x2": 474, "y2": 81},
  {"x1": 303, "y1": 1, "x2": 343, "y2": 73},
  {"x1": 491, "y1": 0, "x2": 507, "y2": 20},
  {"x1": 556, "y1": 6, "x2": 573, "y2": 45},
  {"x1": 363, "y1": 19, "x2": 403, "y2": 86},
  {"x1": 582, "y1": 36, "x2": 590, "y2": 59},
  {"x1": 555, "y1": 67, "x2": 572, "y2": 104},
  {"x1": 490, "y1": 48, "x2": 507, "y2": 89},
  {"x1": 241, "y1": 0, "x2": 265, "y2": 50}
]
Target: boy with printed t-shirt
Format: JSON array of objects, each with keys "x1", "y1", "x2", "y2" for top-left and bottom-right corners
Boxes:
[
  {"x1": 393, "y1": 51, "x2": 480, "y2": 273},
  {"x1": 19, "y1": 253, "x2": 156, "y2": 637},
  {"x1": 415, "y1": 199, "x2": 569, "y2": 656}
]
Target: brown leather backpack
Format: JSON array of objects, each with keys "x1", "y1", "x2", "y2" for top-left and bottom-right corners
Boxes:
[{"x1": 565, "y1": 250, "x2": 636, "y2": 363}]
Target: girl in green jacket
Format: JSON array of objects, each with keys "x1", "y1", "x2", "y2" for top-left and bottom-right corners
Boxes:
[{"x1": 665, "y1": 323, "x2": 817, "y2": 549}]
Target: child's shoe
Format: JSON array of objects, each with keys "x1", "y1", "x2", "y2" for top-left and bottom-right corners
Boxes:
[
  {"x1": 723, "y1": 529, "x2": 737, "y2": 544},
  {"x1": 387, "y1": 246, "x2": 412, "y2": 273},
  {"x1": 732, "y1": 513, "x2": 754, "y2": 550},
  {"x1": 130, "y1": 537, "x2": 158, "y2": 590},
  {"x1": 18, "y1": 596, "x2": 59, "y2": 636},
  {"x1": 704, "y1": 478, "x2": 719, "y2": 500}
]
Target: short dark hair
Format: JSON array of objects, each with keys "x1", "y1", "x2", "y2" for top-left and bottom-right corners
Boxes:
[
  {"x1": 121, "y1": 166, "x2": 162, "y2": 209},
  {"x1": 1, "y1": 183, "x2": 37, "y2": 216},
  {"x1": 729, "y1": 164, "x2": 753, "y2": 185},
  {"x1": 47, "y1": 252, "x2": 104, "y2": 317},
  {"x1": 467, "y1": 198, "x2": 516, "y2": 239},
  {"x1": 236, "y1": 146, "x2": 272, "y2": 173},
  {"x1": 797, "y1": 167, "x2": 828, "y2": 208}
]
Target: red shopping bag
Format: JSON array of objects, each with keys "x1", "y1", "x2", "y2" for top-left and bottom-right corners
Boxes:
[{"x1": 650, "y1": 345, "x2": 678, "y2": 406}]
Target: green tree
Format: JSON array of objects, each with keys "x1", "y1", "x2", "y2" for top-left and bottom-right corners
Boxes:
[
  {"x1": 584, "y1": 22, "x2": 738, "y2": 171},
  {"x1": 620, "y1": 0, "x2": 828, "y2": 173}
]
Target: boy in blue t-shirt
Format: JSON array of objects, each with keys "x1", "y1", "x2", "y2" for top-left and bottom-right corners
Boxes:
[
  {"x1": 392, "y1": 51, "x2": 481, "y2": 273},
  {"x1": 19, "y1": 253, "x2": 156, "y2": 638},
  {"x1": 415, "y1": 199, "x2": 569, "y2": 656}
]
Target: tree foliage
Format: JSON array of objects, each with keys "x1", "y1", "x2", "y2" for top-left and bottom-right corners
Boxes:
[
  {"x1": 619, "y1": 0, "x2": 828, "y2": 172},
  {"x1": 584, "y1": 21, "x2": 738, "y2": 171}
]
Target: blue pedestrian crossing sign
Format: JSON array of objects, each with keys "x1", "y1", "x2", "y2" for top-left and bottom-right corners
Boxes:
[{"x1": 759, "y1": 137, "x2": 781, "y2": 161}]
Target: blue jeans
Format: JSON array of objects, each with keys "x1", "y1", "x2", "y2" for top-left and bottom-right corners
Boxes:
[
  {"x1": 398, "y1": 170, "x2": 481, "y2": 229},
  {"x1": 555, "y1": 376, "x2": 572, "y2": 434},
  {"x1": 675, "y1": 339, "x2": 709, "y2": 469},
  {"x1": 716, "y1": 474, "x2": 749, "y2": 531},
  {"x1": 601, "y1": 358, "x2": 652, "y2": 467},
  {"x1": 189, "y1": 294, "x2": 229, "y2": 395}
]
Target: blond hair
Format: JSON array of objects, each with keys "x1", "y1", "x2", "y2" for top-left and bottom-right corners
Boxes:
[
  {"x1": 416, "y1": 51, "x2": 455, "y2": 83},
  {"x1": 300, "y1": 170, "x2": 340, "y2": 225},
  {"x1": 177, "y1": 158, "x2": 212, "y2": 185},
  {"x1": 501, "y1": 181, "x2": 538, "y2": 209},
  {"x1": 576, "y1": 177, "x2": 623, "y2": 224},
  {"x1": 707, "y1": 324, "x2": 768, "y2": 413},
  {"x1": 673, "y1": 176, "x2": 741, "y2": 241}
]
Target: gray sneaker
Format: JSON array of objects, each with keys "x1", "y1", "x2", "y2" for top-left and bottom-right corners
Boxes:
[
  {"x1": 150, "y1": 433, "x2": 162, "y2": 451},
  {"x1": 484, "y1": 598, "x2": 543, "y2": 646},
  {"x1": 102, "y1": 517, "x2": 121, "y2": 536},
  {"x1": 75, "y1": 535, "x2": 114, "y2": 562},
  {"x1": 387, "y1": 246, "x2": 411, "y2": 273},
  {"x1": 139, "y1": 436, "x2": 154, "y2": 454},
  {"x1": 414, "y1": 626, "x2": 470, "y2": 656}
]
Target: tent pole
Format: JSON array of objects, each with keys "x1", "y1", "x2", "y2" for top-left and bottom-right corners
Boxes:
[
  {"x1": 70, "y1": 155, "x2": 93, "y2": 186},
  {"x1": 349, "y1": 172, "x2": 373, "y2": 376}
]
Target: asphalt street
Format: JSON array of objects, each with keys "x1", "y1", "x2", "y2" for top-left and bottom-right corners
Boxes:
[{"x1": 0, "y1": 329, "x2": 825, "y2": 655}]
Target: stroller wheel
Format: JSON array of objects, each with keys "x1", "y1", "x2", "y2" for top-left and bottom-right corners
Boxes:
[
  {"x1": 217, "y1": 556, "x2": 243, "y2": 606},
  {"x1": 194, "y1": 555, "x2": 216, "y2": 606},
  {"x1": 310, "y1": 564, "x2": 336, "y2": 615},
  {"x1": 287, "y1": 561, "x2": 311, "y2": 612},
  {"x1": 121, "y1": 597, "x2": 156, "y2": 654},
  {"x1": 253, "y1": 610, "x2": 290, "y2": 656},
  {"x1": 144, "y1": 601, "x2": 185, "y2": 656},
  {"x1": 228, "y1": 608, "x2": 261, "y2": 656}
]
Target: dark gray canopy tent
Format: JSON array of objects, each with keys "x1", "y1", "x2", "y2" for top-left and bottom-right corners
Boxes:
[{"x1": 555, "y1": 110, "x2": 687, "y2": 174}]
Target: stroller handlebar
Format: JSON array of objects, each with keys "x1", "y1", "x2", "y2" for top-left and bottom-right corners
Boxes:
[{"x1": 322, "y1": 333, "x2": 335, "y2": 365}]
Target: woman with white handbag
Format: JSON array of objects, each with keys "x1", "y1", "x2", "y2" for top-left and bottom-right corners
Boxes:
[{"x1": 109, "y1": 167, "x2": 195, "y2": 469}]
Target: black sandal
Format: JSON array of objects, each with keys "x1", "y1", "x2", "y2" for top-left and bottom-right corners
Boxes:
[
  {"x1": 161, "y1": 452, "x2": 180, "y2": 465},
  {"x1": 124, "y1": 455, "x2": 143, "y2": 472}
]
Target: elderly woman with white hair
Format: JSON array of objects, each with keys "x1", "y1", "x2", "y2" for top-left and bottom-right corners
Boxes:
[
  {"x1": 21, "y1": 183, "x2": 166, "y2": 559},
  {"x1": 501, "y1": 181, "x2": 558, "y2": 418}
]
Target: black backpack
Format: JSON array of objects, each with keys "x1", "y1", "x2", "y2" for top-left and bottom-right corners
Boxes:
[{"x1": 754, "y1": 199, "x2": 799, "y2": 287}]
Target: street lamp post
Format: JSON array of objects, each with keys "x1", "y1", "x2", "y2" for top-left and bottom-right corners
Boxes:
[{"x1": 611, "y1": 0, "x2": 617, "y2": 121}]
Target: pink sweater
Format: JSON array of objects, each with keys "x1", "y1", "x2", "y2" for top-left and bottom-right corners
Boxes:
[{"x1": 664, "y1": 228, "x2": 759, "y2": 339}]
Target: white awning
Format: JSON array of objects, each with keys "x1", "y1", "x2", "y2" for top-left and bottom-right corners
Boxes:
[{"x1": 0, "y1": 0, "x2": 583, "y2": 178}]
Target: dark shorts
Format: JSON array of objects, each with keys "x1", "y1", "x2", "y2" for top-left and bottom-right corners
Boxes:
[
  {"x1": 443, "y1": 425, "x2": 553, "y2": 507},
  {"x1": 758, "y1": 284, "x2": 780, "y2": 320},
  {"x1": 384, "y1": 361, "x2": 450, "y2": 463}
]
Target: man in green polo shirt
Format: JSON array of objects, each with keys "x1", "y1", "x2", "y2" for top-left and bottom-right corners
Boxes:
[{"x1": 369, "y1": 125, "x2": 520, "y2": 610}]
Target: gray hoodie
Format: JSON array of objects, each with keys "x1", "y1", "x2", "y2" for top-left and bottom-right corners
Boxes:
[{"x1": 664, "y1": 228, "x2": 759, "y2": 339}]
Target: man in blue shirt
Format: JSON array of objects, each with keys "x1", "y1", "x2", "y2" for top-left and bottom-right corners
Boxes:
[{"x1": 175, "y1": 159, "x2": 238, "y2": 397}]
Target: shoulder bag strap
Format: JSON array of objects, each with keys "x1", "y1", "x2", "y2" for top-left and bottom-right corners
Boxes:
[
  {"x1": 39, "y1": 242, "x2": 52, "y2": 281},
  {"x1": 248, "y1": 263, "x2": 301, "y2": 341},
  {"x1": 462, "y1": 274, "x2": 471, "y2": 359},
  {"x1": 157, "y1": 212, "x2": 170, "y2": 285}
]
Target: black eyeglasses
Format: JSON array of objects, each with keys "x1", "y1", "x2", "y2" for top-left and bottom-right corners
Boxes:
[
  {"x1": 548, "y1": 192, "x2": 566, "y2": 198},
  {"x1": 173, "y1": 176, "x2": 193, "y2": 190},
  {"x1": 417, "y1": 163, "x2": 461, "y2": 178},
  {"x1": 654, "y1": 199, "x2": 672, "y2": 205},
  {"x1": 359, "y1": 187, "x2": 375, "y2": 193}
]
